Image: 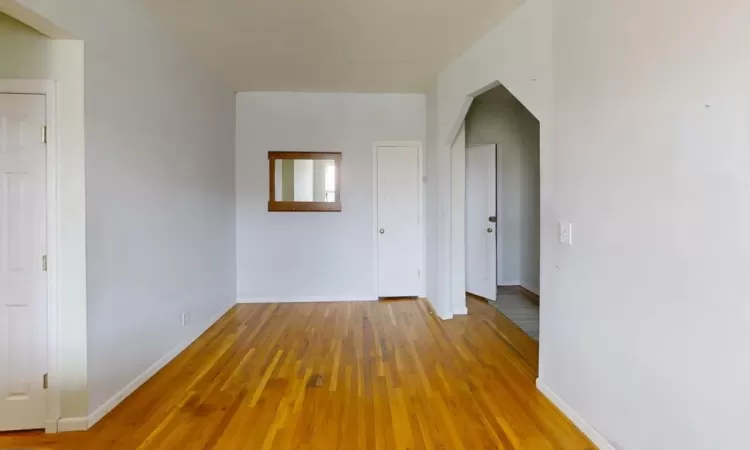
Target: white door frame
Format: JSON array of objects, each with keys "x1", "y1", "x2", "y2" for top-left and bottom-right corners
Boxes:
[
  {"x1": 450, "y1": 127, "x2": 467, "y2": 315},
  {"x1": 372, "y1": 141, "x2": 426, "y2": 298},
  {"x1": 0, "y1": 79, "x2": 60, "y2": 433},
  {"x1": 495, "y1": 144, "x2": 503, "y2": 284}
]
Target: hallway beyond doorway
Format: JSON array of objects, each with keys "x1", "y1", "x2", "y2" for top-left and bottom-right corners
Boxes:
[{"x1": 492, "y1": 286, "x2": 540, "y2": 341}]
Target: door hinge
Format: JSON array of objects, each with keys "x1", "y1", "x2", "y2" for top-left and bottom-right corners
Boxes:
[
  {"x1": 43, "y1": 373, "x2": 48, "y2": 389},
  {"x1": 42, "y1": 255, "x2": 48, "y2": 272},
  {"x1": 41, "y1": 126, "x2": 47, "y2": 144}
]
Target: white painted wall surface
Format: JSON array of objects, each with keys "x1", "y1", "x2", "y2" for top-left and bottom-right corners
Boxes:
[
  {"x1": 465, "y1": 90, "x2": 540, "y2": 292},
  {"x1": 12, "y1": 0, "x2": 238, "y2": 419},
  {"x1": 449, "y1": 125, "x2": 466, "y2": 315},
  {"x1": 424, "y1": 84, "x2": 440, "y2": 309},
  {"x1": 433, "y1": 0, "x2": 750, "y2": 448},
  {"x1": 0, "y1": 12, "x2": 87, "y2": 419},
  {"x1": 236, "y1": 92, "x2": 425, "y2": 301}
]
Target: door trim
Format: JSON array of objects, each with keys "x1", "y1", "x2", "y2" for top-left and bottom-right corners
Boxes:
[
  {"x1": 494, "y1": 144, "x2": 503, "y2": 284},
  {"x1": 451, "y1": 126, "x2": 466, "y2": 314},
  {"x1": 0, "y1": 79, "x2": 60, "y2": 433},
  {"x1": 372, "y1": 141, "x2": 426, "y2": 298}
]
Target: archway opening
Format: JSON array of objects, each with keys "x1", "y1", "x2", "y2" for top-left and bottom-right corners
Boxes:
[{"x1": 455, "y1": 82, "x2": 541, "y2": 370}]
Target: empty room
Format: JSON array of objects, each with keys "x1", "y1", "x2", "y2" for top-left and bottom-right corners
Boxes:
[{"x1": 1, "y1": 0, "x2": 749, "y2": 449}]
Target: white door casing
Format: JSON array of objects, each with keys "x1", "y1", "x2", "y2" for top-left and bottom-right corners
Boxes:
[
  {"x1": 0, "y1": 93, "x2": 48, "y2": 432},
  {"x1": 451, "y1": 125, "x2": 467, "y2": 315},
  {"x1": 375, "y1": 143, "x2": 422, "y2": 298},
  {"x1": 465, "y1": 144, "x2": 497, "y2": 301}
]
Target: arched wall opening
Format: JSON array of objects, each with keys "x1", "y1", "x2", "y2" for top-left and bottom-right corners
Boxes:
[{"x1": 446, "y1": 80, "x2": 542, "y2": 347}]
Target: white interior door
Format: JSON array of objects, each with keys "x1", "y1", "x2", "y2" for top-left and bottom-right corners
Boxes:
[
  {"x1": 0, "y1": 93, "x2": 47, "y2": 431},
  {"x1": 376, "y1": 144, "x2": 421, "y2": 297},
  {"x1": 466, "y1": 144, "x2": 497, "y2": 300}
]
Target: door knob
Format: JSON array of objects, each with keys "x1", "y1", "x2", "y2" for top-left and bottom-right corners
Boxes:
[
  {"x1": 379, "y1": 229, "x2": 385, "y2": 234},
  {"x1": 487, "y1": 228, "x2": 493, "y2": 233}
]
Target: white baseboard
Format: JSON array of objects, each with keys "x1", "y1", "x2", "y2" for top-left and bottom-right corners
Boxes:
[
  {"x1": 420, "y1": 297, "x2": 453, "y2": 320},
  {"x1": 536, "y1": 379, "x2": 614, "y2": 450},
  {"x1": 237, "y1": 295, "x2": 377, "y2": 304},
  {"x1": 437, "y1": 311, "x2": 453, "y2": 320},
  {"x1": 45, "y1": 419, "x2": 59, "y2": 433},
  {"x1": 85, "y1": 301, "x2": 235, "y2": 429},
  {"x1": 499, "y1": 282, "x2": 540, "y2": 296},
  {"x1": 453, "y1": 306, "x2": 468, "y2": 315},
  {"x1": 57, "y1": 416, "x2": 87, "y2": 432}
]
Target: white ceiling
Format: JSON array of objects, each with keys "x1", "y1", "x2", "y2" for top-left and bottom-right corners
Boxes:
[{"x1": 143, "y1": 0, "x2": 523, "y2": 93}]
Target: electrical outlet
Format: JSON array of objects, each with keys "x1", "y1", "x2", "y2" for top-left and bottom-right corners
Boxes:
[
  {"x1": 559, "y1": 222, "x2": 573, "y2": 245},
  {"x1": 181, "y1": 312, "x2": 190, "y2": 327}
]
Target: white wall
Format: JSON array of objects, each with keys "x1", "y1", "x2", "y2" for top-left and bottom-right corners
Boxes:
[
  {"x1": 12, "y1": 0, "x2": 238, "y2": 421},
  {"x1": 425, "y1": 84, "x2": 440, "y2": 308},
  {"x1": 465, "y1": 89, "x2": 540, "y2": 292},
  {"x1": 433, "y1": 0, "x2": 750, "y2": 448},
  {"x1": 449, "y1": 124, "x2": 466, "y2": 315},
  {"x1": 236, "y1": 92, "x2": 425, "y2": 301},
  {"x1": 0, "y1": 11, "x2": 87, "y2": 420}
]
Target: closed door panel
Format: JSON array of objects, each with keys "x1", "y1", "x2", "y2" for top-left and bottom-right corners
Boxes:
[
  {"x1": 376, "y1": 145, "x2": 421, "y2": 297},
  {"x1": 0, "y1": 93, "x2": 47, "y2": 432},
  {"x1": 466, "y1": 145, "x2": 496, "y2": 300}
]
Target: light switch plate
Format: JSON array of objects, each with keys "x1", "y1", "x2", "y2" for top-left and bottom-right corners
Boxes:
[{"x1": 559, "y1": 222, "x2": 573, "y2": 245}]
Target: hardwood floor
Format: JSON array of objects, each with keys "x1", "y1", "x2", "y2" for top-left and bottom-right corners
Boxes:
[
  {"x1": 468, "y1": 294, "x2": 540, "y2": 371},
  {"x1": 0, "y1": 298, "x2": 593, "y2": 449}
]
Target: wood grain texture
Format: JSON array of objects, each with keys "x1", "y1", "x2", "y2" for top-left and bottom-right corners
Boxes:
[
  {"x1": 0, "y1": 298, "x2": 593, "y2": 449},
  {"x1": 468, "y1": 294, "x2": 540, "y2": 371}
]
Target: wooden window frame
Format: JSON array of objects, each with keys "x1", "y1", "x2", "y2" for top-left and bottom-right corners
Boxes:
[{"x1": 268, "y1": 151, "x2": 342, "y2": 212}]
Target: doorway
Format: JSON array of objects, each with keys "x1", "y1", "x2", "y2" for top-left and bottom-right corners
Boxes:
[
  {"x1": 466, "y1": 144, "x2": 497, "y2": 300},
  {"x1": 374, "y1": 142, "x2": 425, "y2": 299},
  {"x1": 464, "y1": 84, "x2": 541, "y2": 346}
]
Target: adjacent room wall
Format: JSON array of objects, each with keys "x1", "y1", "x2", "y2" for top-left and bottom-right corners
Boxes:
[
  {"x1": 236, "y1": 92, "x2": 425, "y2": 301},
  {"x1": 465, "y1": 87, "x2": 540, "y2": 292},
  {"x1": 0, "y1": 11, "x2": 87, "y2": 420},
  {"x1": 433, "y1": 0, "x2": 750, "y2": 448},
  {"x1": 12, "y1": 0, "x2": 238, "y2": 423}
]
